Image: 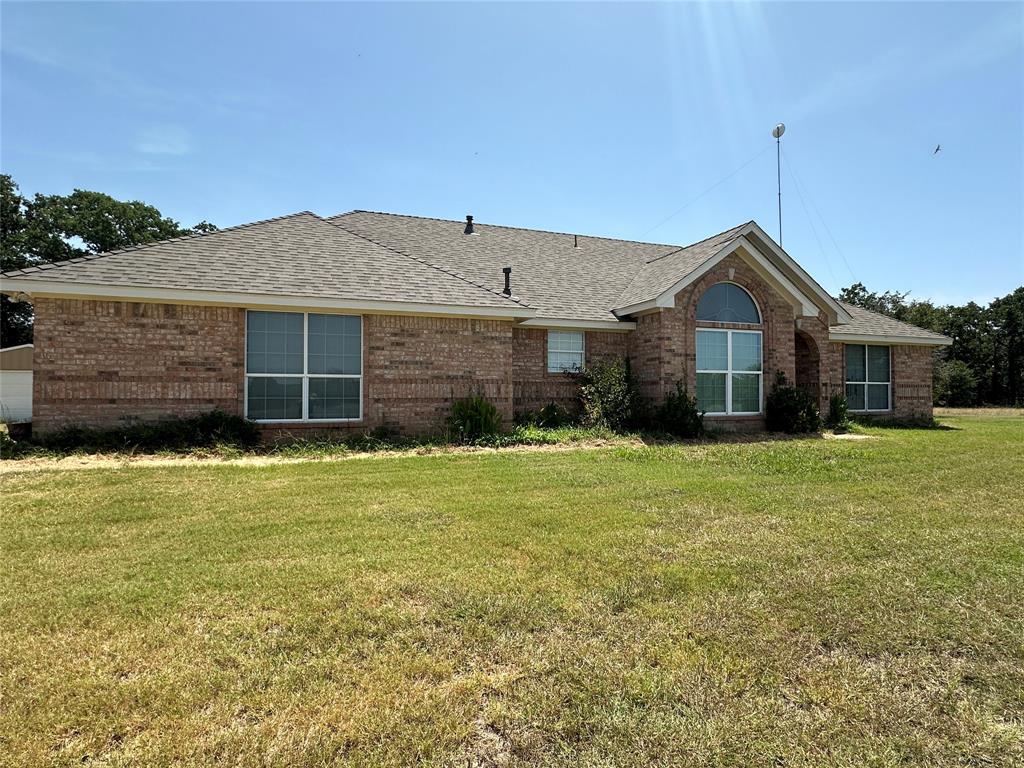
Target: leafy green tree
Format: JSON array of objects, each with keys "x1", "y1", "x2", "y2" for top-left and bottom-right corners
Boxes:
[
  {"x1": 934, "y1": 359, "x2": 978, "y2": 407},
  {"x1": 838, "y1": 282, "x2": 911, "y2": 319},
  {"x1": 1, "y1": 175, "x2": 216, "y2": 346}
]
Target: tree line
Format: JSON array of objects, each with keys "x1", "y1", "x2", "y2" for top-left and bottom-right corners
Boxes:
[
  {"x1": 2, "y1": 174, "x2": 1020, "y2": 406},
  {"x1": 839, "y1": 283, "x2": 1024, "y2": 407}
]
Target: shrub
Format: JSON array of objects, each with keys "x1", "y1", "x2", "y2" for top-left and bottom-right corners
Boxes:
[
  {"x1": 577, "y1": 357, "x2": 639, "y2": 431},
  {"x1": 765, "y1": 372, "x2": 821, "y2": 434},
  {"x1": 448, "y1": 394, "x2": 503, "y2": 443},
  {"x1": 826, "y1": 392, "x2": 851, "y2": 431},
  {"x1": 516, "y1": 402, "x2": 576, "y2": 428},
  {"x1": 655, "y1": 382, "x2": 704, "y2": 438},
  {"x1": 0, "y1": 429, "x2": 18, "y2": 459},
  {"x1": 33, "y1": 410, "x2": 261, "y2": 453},
  {"x1": 934, "y1": 359, "x2": 978, "y2": 407}
]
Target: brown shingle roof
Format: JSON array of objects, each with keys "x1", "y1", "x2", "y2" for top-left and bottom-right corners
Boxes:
[
  {"x1": 0, "y1": 207, "x2": 952, "y2": 343},
  {"x1": 1, "y1": 212, "x2": 530, "y2": 311},
  {"x1": 834, "y1": 302, "x2": 951, "y2": 343}
]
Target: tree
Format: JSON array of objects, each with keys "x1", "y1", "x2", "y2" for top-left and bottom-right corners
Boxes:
[
  {"x1": 838, "y1": 282, "x2": 911, "y2": 320},
  {"x1": 934, "y1": 359, "x2": 978, "y2": 407},
  {"x1": 1, "y1": 175, "x2": 216, "y2": 346}
]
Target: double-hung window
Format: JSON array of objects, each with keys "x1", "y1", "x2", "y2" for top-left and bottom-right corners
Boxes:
[
  {"x1": 547, "y1": 330, "x2": 584, "y2": 373},
  {"x1": 696, "y1": 329, "x2": 762, "y2": 415},
  {"x1": 845, "y1": 344, "x2": 890, "y2": 412},
  {"x1": 245, "y1": 311, "x2": 362, "y2": 421}
]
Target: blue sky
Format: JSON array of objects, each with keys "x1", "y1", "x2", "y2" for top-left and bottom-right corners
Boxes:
[{"x1": 2, "y1": 1, "x2": 1021, "y2": 304}]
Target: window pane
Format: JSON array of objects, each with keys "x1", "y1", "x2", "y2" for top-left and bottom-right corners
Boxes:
[
  {"x1": 696, "y1": 283, "x2": 760, "y2": 324},
  {"x1": 696, "y1": 330, "x2": 728, "y2": 371},
  {"x1": 845, "y1": 383, "x2": 866, "y2": 411},
  {"x1": 246, "y1": 376, "x2": 302, "y2": 420},
  {"x1": 697, "y1": 372, "x2": 726, "y2": 413},
  {"x1": 731, "y1": 374, "x2": 761, "y2": 413},
  {"x1": 247, "y1": 311, "x2": 303, "y2": 374},
  {"x1": 548, "y1": 351, "x2": 583, "y2": 373},
  {"x1": 845, "y1": 344, "x2": 866, "y2": 383},
  {"x1": 308, "y1": 314, "x2": 361, "y2": 375},
  {"x1": 308, "y1": 377, "x2": 360, "y2": 420},
  {"x1": 867, "y1": 346, "x2": 890, "y2": 383},
  {"x1": 547, "y1": 331, "x2": 583, "y2": 372},
  {"x1": 867, "y1": 383, "x2": 890, "y2": 411},
  {"x1": 548, "y1": 330, "x2": 583, "y2": 352},
  {"x1": 731, "y1": 332, "x2": 762, "y2": 372}
]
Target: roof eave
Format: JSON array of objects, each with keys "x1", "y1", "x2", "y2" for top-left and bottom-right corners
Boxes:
[
  {"x1": 0, "y1": 279, "x2": 537, "y2": 320},
  {"x1": 828, "y1": 331, "x2": 952, "y2": 346}
]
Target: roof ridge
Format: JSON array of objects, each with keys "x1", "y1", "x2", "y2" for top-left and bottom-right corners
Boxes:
[
  {"x1": 333, "y1": 209, "x2": 685, "y2": 250},
  {"x1": 321, "y1": 217, "x2": 533, "y2": 309},
  {"x1": 0, "y1": 211, "x2": 319, "y2": 279}
]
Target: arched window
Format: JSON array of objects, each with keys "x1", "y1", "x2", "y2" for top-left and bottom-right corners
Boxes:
[{"x1": 696, "y1": 283, "x2": 760, "y2": 324}]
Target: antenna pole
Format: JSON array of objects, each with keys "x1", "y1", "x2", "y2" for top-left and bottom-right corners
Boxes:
[
  {"x1": 776, "y1": 135, "x2": 782, "y2": 246},
  {"x1": 772, "y1": 123, "x2": 786, "y2": 246}
]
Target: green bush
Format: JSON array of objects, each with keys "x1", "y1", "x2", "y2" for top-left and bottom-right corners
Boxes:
[
  {"x1": 655, "y1": 382, "x2": 704, "y2": 438},
  {"x1": 577, "y1": 357, "x2": 639, "y2": 431},
  {"x1": 934, "y1": 359, "x2": 978, "y2": 407},
  {"x1": 765, "y1": 372, "x2": 821, "y2": 434},
  {"x1": 33, "y1": 410, "x2": 261, "y2": 453},
  {"x1": 448, "y1": 394, "x2": 503, "y2": 443},
  {"x1": 516, "y1": 402, "x2": 577, "y2": 428},
  {"x1": 826, "y1": 392, "x2": 851, "y2": 431}
]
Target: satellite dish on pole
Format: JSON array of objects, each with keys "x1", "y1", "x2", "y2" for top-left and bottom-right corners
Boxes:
[{"x1": 772, "y1": 123, "x2": 786, "y2": 139}]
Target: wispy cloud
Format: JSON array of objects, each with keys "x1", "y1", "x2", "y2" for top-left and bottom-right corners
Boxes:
[
  {"x1": 791, "y1": 8, "x2": 1023, "y2": 123},
  {"x1": 135, "y1": 125, "x2": 192, "y2": 156}
]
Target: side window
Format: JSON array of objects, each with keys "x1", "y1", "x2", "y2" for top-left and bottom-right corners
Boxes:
[
  {"x1": 547, "y1": 330, "x2": 584, "y2": 373},
  {"x1": 845, "y1": 344, "x2": 890, "y2": 411}
]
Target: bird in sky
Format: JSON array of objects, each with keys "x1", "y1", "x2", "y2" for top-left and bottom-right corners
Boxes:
[{"x1": 933, "y1": 144, "x2": 942, "y2": 155}]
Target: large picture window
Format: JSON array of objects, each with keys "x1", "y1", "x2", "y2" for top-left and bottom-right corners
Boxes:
[
  {"x1": 845, "y1": 344, "x2": 890, "y2": 412},
  {"x1": 547, "y1": 330, "x2": 584, "y2": 373},
  {"x1": 245, "y1": 311, "x2": 362, "y2": 421},
  {"x1": 696, "y1": 329, "x2": 762, "y2": 415}
]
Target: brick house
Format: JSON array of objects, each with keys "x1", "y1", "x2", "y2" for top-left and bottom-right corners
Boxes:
[{"x1": 0, "y1": 211, "x2": 950, "y2": 437}]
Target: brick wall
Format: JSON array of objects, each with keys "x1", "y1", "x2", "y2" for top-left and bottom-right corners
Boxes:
[
  {"x1": 31, "y1": 299, "x2": 518, "y2": 439},
  {"x1": 891, "y1": 346, "x2": 935, "y2": 418},
  {"x1": 30, "y1": 296, "x2": 937, "y2": 437},
  {"x1": 361, "y1": 314, "x2": 514, "y2": 436},
  {"x1": 511, "y1": 328, "x2": 628, "y2": 415},
  {"x1": 32, "y1": 298, "x2": 245, "y2": 432}
]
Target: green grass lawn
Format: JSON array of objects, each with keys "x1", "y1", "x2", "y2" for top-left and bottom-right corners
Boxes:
[{"x1": 2, "y1": 411, "x2": 1022, "y2": 767}]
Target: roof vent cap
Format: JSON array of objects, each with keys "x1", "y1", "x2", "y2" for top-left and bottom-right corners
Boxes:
[{"x1": 464, "y1": 215, "x2": 474, "y2": 235}]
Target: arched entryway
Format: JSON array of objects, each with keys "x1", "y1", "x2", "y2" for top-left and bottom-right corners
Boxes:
[{"x1": 794, "y1": 329, "x2": 820, "y2": 401}]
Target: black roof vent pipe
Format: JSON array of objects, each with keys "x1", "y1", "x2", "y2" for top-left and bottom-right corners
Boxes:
[
  {"x1": 502, "y1": 266, "x2": 512, "y2": 295},
  {"x1": 464, "y1": 215, "x2": 474, "y2": 234}
]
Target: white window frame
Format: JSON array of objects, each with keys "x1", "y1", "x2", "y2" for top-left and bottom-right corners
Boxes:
[
  {"x1": 696, "y1": 328, "x2": 763, "y2": 416},
  {"x1": 244, "y1": 311, "x2": 363, "y2": 423},
  {"x1": 547, "y1": 330, "x2": 585, "y2": 373},
  {"x1": 845, "y1": 343, "x2": 891, "y2": 413}
]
